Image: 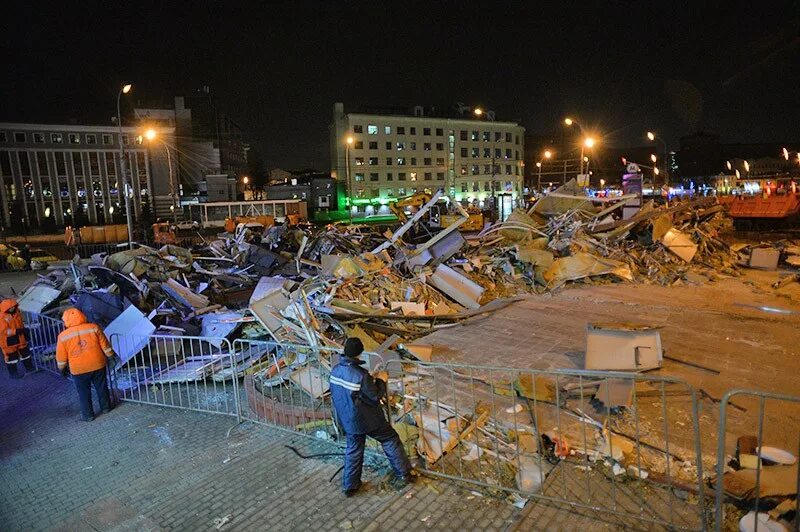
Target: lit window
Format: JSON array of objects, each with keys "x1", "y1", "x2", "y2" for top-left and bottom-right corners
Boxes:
[
  {"x1": 386, "y1": 187, "x2": 394, "y2": 195},
  {"x1": 355, "y1": 157, "x2": 365, "y2": 166},
  {"x1": 369, "y1": 157, "x2": 378, "y2": 165},
  {"x1": 460, "y1": 166, "x2": 467, "y2": 175},
  {"x1": 384, "y1": 126, "x2": 391, "y2": 134},
  {"x1": 424, "y1": 172, "x2": 432, "y2": 181},
  {"x1": 353, "y1": 125, "x2": 363, "y2": 133},
  {"x1": 397, "y1": 157, "x2": 406, "y2": 165},
  {"x1": 102, "y1": 134, "x2": 112, "y2": 145},
  {"x1": 398, "y1": 173, "x2": 407, "y2": 181},
  {"x1": 86, "y1": 134, "x2": 97, "y2": 145},
  {"x1": 424, "y1": 142, "x2": 431, "y2": 151},
  {"x1": 14, "y1": 132, "x2": 27, "y2": 143},
  {"x1": 33, "y1": 133, "x2": 45, "y2": 143},
  {"x1": 460, "y1": 130, "x2": 468, "y2": 141},
  {"x1": 410, "y1": 172, "x2": 417, "y2": 181},
  {"x1": 471, "y1": 165, "x2": 479, "y2": 175},
  {"x1": 436, "y1": 128, "x2": 443, "y2": 136},
  {"x1": 354, "y1": 141, "x2": 363, "y2": 149},
  {"x1": 386, "y1": 157, "x2": 393, "y2": 166},
  {"x1": 354, "y1": 173, "x2": 365, "y2": 182},
  {"x1": 386, "y1": 173, "x2": 393, "y2": 181},
  {"x1": 482, "y1": 132, "x2": 490, "y2": 142},
  {"x1": 505, "y1": 148, "x2": 512, "y2": 159},
  {"x1": 68, "y1": 133, "x2": 81, "y2": 144},
  {"x1": 471, "y1": 148, "x2": 479, "y2": 157},
  {"x1": 398, "y1": 187, "x2": 406, "y2": 195},
  {"x1": 397, "y1": 127, "x2": 405, "y2": 135},
  {"x1": 436, "y1": 172, "x2": 444, "y2": 180},
  {"x1": 51, "y1": 133, "x2": 63, "y2": 144},
  {"x1": 397, "y1": 142, "x2": 405, "y2": 151},
  {"x1": 367, "y1": 125, "x2": 378, "y2": 135},
  {"x1": 424, "y1": 157, "x2": 432, "y2": 165},
  {"x1": 370, "y1": 172, "x2": 379, "y2": 181},
  {"x1": 134, "y1": 135, "x2": 143, "y2": 145},
  {"x1": 471, "y1": 131, "x2": 479, "y2": 141},
  {"x1": 423, "y1": 128, "x2": 431, "y2": 136},
  {"x1": 410, "y1": 127, "x2": 416, "y2": 135}
]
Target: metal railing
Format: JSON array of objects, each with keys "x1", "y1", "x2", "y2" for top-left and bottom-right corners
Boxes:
[
  {"x1": 714, "y1": 389, "x2": 800, "y2": 532},
  {"x1": 108, "y1": 333, "x2": 240, "y2": 420},
  {"x1": 385, "y1": 359, "x2": 707, "y2": 531},
  {"x1": 21, "y1": 310, "x2": 64, "y2": 375}
]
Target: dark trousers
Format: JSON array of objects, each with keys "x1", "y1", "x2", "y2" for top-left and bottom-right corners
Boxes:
[
  {"x1": 343, "y1": 423, "x2": 412, "y2": 490},
  {"x1": 73, "y1": 368, "x2": 110, "y2": 420}
]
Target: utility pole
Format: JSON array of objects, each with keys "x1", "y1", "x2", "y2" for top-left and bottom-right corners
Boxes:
[{"x1": 117, "y1": 83, "x2": 134, "y2": 249}]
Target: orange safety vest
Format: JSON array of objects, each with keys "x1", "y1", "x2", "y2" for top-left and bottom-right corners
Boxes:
[
  {"x1": 56, "y1": 308, "x2": 115, "y2": 375},
  {"x1": 0, "y1": 299, "x2": 27, "y2": 360}
]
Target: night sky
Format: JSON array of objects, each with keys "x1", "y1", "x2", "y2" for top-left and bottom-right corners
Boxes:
[{"x1": 3, "y1": 1, "x2": 799, "y2": 169}]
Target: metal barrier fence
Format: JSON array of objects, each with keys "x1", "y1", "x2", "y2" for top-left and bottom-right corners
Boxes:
[
  {"x1": 714, "y1": 390, "x2": 800, "y2": 532},
  {"x1": 385, "y1": 359, "x2": 707, "y2": 531},
  {"x1": 108, "y1": 334, "x2": 240, "y2": 420},
  {"x1": 233, "y1": 339, "x2": 384, "y2": 440},
  {"x1": 21, "y1": 310, "x2": 64, "y2": 375}
]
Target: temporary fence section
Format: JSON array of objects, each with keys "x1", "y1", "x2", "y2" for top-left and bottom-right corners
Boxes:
[
  {"x1": 108, "y1": 334, "x2": 240, "y2": 419},
  {"x1": 714, "y1": 389, "x2": 800, "y2": 532},
  {"x1": 385, "y1": 359, "x2": 708, "y2": 531},
  {"x1": 234, "y1": 339, "x2": 384, "y2": 440},
  {"x1": 22, "y1": 310, "x2": 64, "y2": 375}
]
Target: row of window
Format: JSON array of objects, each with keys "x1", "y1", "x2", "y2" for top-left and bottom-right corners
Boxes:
[
  {"x1": 354, "y1": 156, "x2": 447, "y2": 167},
  {"x1": 0, "y1": 131, "x2": 137, "y2": 146},
  {"x1": 353, "y1": 171, "x2": 445, "y2": 182},
  {"x1": 353, "y1": 187, "x2": 439, "y2": 199},
  {"x1": 351, "y1": 140, "x2": 448, "y2": 151},
  {"x1": 350, "y1": 125, "x2": 520, "y2": 145},
  {"x1": 352, "y1": 182, "x2": 516, "y2": 200},
  {"x1": 0, "y1": 150, "x2": 146, "y2": 181}
]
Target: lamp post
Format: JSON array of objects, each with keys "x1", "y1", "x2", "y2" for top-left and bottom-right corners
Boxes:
[
  {"x1": 144, "y1": 128, "x2": 178, "y2": 223},
  {"x1": 582, "y1": 137, "x2": 595, "y2": 183},
  {"x1": 537, "y1": 150, "x2": 553, "y2": 192},
  {"x1": 117, "y1": 83, "x2": 134, "y2": 248},
  {"x1": 646, "y1": 131, "x2": 668, "y2": 184},
  {"x1": 345, "y1": 136, "x2": 354, "y2": 223}
]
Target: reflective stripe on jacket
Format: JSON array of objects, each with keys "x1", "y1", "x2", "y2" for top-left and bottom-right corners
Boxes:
[
  {"x1": 0, "y1": 299, "x2": 27, "y2": 358},
  {"x1": 329, "y1": 357, "x2": 388, "y2": 434},
  {"x1": 56, "y1": 308, "x2": 114, "y2": 375}
]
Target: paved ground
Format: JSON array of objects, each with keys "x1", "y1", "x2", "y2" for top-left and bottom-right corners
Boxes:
[{"x1": 0, "y1": 365, "x2": 527, "y2": 531}]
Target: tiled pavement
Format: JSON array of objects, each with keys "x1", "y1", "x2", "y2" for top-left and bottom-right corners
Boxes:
[{"x1": 0, "y1": 366, "x2": 526, "y2": 531}]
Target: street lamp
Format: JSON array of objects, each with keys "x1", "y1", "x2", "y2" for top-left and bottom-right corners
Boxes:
[
  {"x1": 345, "y1": 136, "x2": 354, "y2": 223},
  {"x1": 536, "y1": 161, "x2": 543, "y2": 192},
  {"x1": 783, "y1": 148, "x2": 789, "y2": 161},
  {"x1": 474, "y1": 108, "x2": 483, "y2": 117},
  {"x1": 650, "y1": 154, "x2": 657, "y2": 163},
  {"x1": 564, "y1": 118, "x2": 573, "y2": 126},
  {"x1": 117, "y1": 83, "x2": 134, "y2": 248},
  {"x1": 744, "y1": 160, "x2": 750, "y2": 173},
  {"x1": 544, "y1": 150, "x2": 552, "y2": 160},
  {"x1": 599, "y1": 178, "x2": 605, "y2": 188},
  {"x1": 143, "y1": 128, "x2": 179, "y2": 222},
  {"x1": 646, "y1": 131, "x2": 668, "y2": 184},
  {"x1": 726, "y1": 160, "x2": 732, "y2": 171}
]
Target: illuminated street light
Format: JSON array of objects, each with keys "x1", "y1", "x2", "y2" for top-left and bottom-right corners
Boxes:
[
  {"x1": 744, "y1": 160, "x2": 750, "y2": 172},
  {"x1": 647, "y1": 131, "x2": 656, "y2": 141},
  {"x1": 654, "y1": 167, "x2": 660, "y2": 176},
  {"x1": 735, "y1": 169, "x2": 741, "y2": 179},
  {"x1": 535, "y1": 162, "x2": 542, "y2": 168},
  {"x1": 474, "y1": 108, "x2": 483, "y2": 116},
  {"x1": 564, "y1": 118, "x2": 573, "y2": 126},
  {"x1": 584, "y1": 137, "x2": 595, "y2": 148},
  {"x1": 583, "y1": 156, "x2": 589, "y2": 162},
  {"x1": 243, "y1": 176, "x2": 249, "y2": 185},
  {"x1": 726, "y1": 160, "x2": 732, "y2": 170},
  {"x1": 650, "y1": 154, "x2": 657, "y2": 163},
  {"x1": 544, "y1": 150, "x2": 552, "y2": 159},
  {"x1": 600, "y1": 179, "x2": 605, "y2": 187},
  {"x1": 144, "y1": 128, "x2": 157, "y2": 141},
  {"x1": 346, "y1": 136, "x2": 354, "y2": 145},
  {"x1": 109, "y1": 206, "x2": 115, "y2": 215}
]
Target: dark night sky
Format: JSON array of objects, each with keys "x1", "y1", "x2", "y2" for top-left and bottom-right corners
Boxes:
[{"x1": 3, "y1": 1, "x2": 799, "y2": 169}]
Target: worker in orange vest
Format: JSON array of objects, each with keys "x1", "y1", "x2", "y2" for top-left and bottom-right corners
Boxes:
[
  {"x1": 56, "y1": 308, "x2": 120, "y2": 421},
  {"x1": 0, "y1": 299, "x2": 34, "y2": 379}
]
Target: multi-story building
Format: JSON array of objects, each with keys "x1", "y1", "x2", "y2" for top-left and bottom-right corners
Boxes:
[
  {"x1": 0, "y1": 122, "x2": 174, "y2": 229},
  {"x1": 330, "y1": 102, "x2": 525, "y2": 219}
]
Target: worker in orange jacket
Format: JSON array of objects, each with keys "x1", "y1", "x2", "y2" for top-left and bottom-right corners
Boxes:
[
  {"x1": 0, "y1": 299, "x2": 34, "y2": 379},
  {"x1": 56, "y1": 308, "x2": 120, "y2": 421}
]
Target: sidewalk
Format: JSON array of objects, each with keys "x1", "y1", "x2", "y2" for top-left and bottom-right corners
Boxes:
[{"x1": 0, "y1": 366, "x2": 525, "y2": 531}]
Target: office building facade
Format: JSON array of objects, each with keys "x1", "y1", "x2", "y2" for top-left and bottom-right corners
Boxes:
[
  {"x1": 330, "y1": 102, "x2": 524, "y2": 217},
  {"x1": 0, "y1": 122, "x2": 174, "y2": 229}
]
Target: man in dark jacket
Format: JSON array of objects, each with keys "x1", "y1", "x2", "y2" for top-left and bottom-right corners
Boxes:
[{"x1": 330, "y1": 337, "x2": 414, "y2": 496}]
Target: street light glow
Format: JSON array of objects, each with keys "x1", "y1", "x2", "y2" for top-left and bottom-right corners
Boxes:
[
  {"x1": 584, "y1": 137, "x2": 595, "y2": 148},
  {"x1": 535, "y1": 162, "x2": 542, "y2": 168},
  {"x1": 122, "y1": 84, "x2": 132, "y2": 94},
  {"x1": 144, "y1": 128, "x2": 157, "y2": 141},
  {"x1": 243, "y1": 176, "x2": 249, "y2": 184},
  {"x1": 473, "y1": 108, "x2": 483, "y2": 116},
  {"x1": 735, "y1": 169, "x2": 741, "y2": 179},
  {"x1": 346, "y1": 136, "x2": 354, "y2": 145},
  {"x1": 564, "y1": 118, "x2": 574, "y2": 126},
  {"x1": 783, "y1": 148, "x2": 789, "y2": 161},
  {"x1": 600, "y1": 179, "x2": 605, "y2": 187},
  {"x1": 647, "y1": 131, "x2": 655, "y2": 141},
  {"x1": 650, "y1": 154, "x2": 657, "y2": 163},
  {"x1": 544, "y1": 150, "x2": 552, "y2": 159},
  {"x1": 726, "y1": 160, "x2": 732, "y2": 170},
  {"x1": 744, "y1": 160, "x2": 750, "y2": 172},
  {"x1": 654, "y1": 167, "x2": 660, "y2": 175}
]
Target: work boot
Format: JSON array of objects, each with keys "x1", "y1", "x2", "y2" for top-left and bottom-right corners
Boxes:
[
  {"x1": 342, "y1": 481, "x2": 361, "y2": 497},
  {"x1": 402, "y1": 470, "x2": 419, "y2": 484},
  {"x1": 7, "y1": 364, "x2": 21, "y2": 379}
]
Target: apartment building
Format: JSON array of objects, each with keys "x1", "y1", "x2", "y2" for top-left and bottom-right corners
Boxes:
[{"x1": 330, "y1": 102, "x2": 524, "y2": 218}]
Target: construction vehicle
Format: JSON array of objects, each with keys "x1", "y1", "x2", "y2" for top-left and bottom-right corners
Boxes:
[
  {"x1": 389, "y1": 192, "x2": 485, "y2": 232},
  {"x1": 718, "y1": 178, "x2": 800, "y2": 230},
  {"x1": 65, "y1": 224, "x2": 129, "y2": 245},
  {"x1": 152, "y1": 222, "x2": 177, "y2": 245},
  {"x1": 224, "y1": 215, "x2": 275, "y2": 234}
]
